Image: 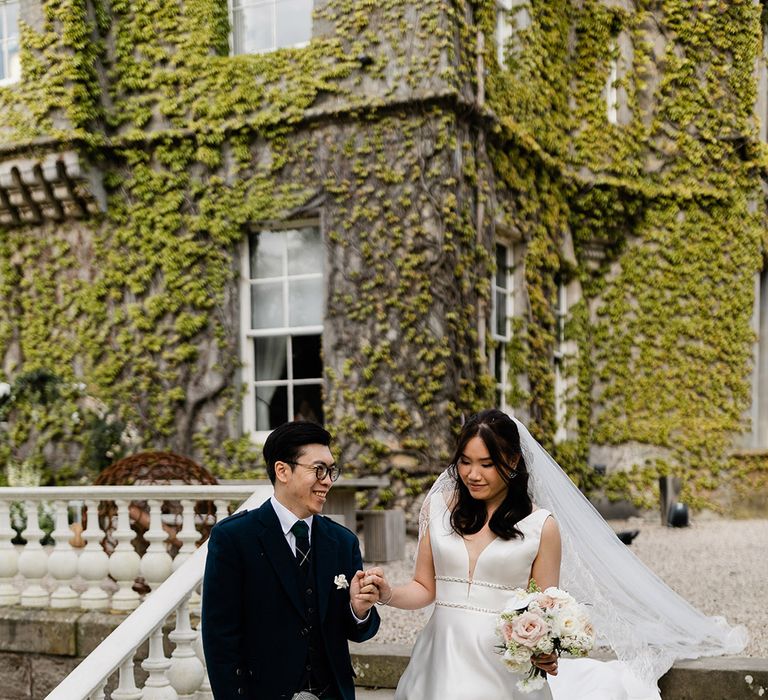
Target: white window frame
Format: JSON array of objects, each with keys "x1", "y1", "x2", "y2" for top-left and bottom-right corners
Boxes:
[
  {"x1": 0, "y1": 0, "x2": 20, "y2": 87},
  {"x1": 490, "y1": 242, "x2": 515, "y2": 414},
  {"x1": 240, "y1": 220, "x2": 324, "y2": 442},
  {"x1": 228, "y1": 0, "x2": 313, "y2": 56}
]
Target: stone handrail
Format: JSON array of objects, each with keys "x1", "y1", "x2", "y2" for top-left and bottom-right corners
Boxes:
[{"x1": 37, "y1": 484, "x2": 273, "y2": 699}]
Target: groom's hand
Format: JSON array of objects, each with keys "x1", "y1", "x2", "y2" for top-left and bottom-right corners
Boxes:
[{"x1": 350, "y1": 569, "x2": 380, "y2": 618}]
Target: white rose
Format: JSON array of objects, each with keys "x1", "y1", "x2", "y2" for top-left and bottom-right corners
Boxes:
[
  {"x1": 0, "y1": 382, "x2": 10, "y2": 399},
  {"x1": 553, "y1": 610, "x2": 581, "y2": 639}
]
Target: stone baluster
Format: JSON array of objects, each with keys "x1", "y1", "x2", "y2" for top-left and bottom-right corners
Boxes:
[
  {"x1": 88, "y1": 680, "x2": 107, "y2": 700},
  {"x1": 78, "y1": 499, "x2": 109, "y2": 610},
  {"x1": 193, "y1": 617, "x2": 213, "y2": 700},
  {"x1": 17, "y1": 500, "x2": 49, "y2": 607},
  {"x1": 109, "y1": 499, "x2": 141, "y2": 612},
  {"x1": 111, "y1": 655, "x2": 142, "y2": 700},
  {"x1": 173, "y1": 500, "x2": 199, "y2": 570},
  {"x1": 142, "y1": 625, "x2": 178, "y2": 700},
  {"x1": 167, "y1": 596, "x2": 205, "y2": 699},
  {"x1": 48, "y1": 500, "x2": 79, "y2": 608},
  {"x1": 213, "y1": 500, "x2": 230, "y2": 526},
  {"x1": 174, "y1": 500, "x2": 201, "y2": 612},
  {"x1": 0, "y1": 500, "x2": 20, "y2": 605},
  {"x1": 141, "y1": 500, "x2": 173, "y2": 592}
]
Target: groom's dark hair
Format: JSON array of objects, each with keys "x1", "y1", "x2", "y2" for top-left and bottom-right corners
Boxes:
[{"x1": 263, "y1": 420, "x2": 331, "y2": 484}]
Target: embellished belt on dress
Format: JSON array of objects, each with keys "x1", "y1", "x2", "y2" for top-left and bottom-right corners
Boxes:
[
  {"x1": 435, "y1": 575, "x2": 515, "y2": 591},
  {"x1": 433, "y1": 600, "x2": 501, "y2": 614}
]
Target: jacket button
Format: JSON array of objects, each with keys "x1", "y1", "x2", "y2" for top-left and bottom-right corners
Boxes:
[
  {"x1": 237, "y1": 689, "x2": 244, "y2": 695},
  {"x1": 306, "y1": 587, "x2": 313, "y2": 595},
  {"x1": 301, "y1": 627, "x2": 309, "y2": 636},
  {"x1": 236, "y1": 668, "x2": 242, "y2": 676}
]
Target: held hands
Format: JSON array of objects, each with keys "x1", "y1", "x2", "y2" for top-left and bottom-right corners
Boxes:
[
  {"x1": 531, "y1": 652, "x2": 558, "y2": 676},
  {"x1": 350, "y1": 570, "x2": 380, "y2": 618},
  {"x1": 361, "y1": 566, "x2": 393, "y2": 605}
]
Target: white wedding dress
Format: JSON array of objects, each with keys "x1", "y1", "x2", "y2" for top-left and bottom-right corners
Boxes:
[{"x1": 394, "y1": 495, "x2": 660, "y2": 700}]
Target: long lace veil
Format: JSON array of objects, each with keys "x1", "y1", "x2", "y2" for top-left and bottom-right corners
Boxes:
[{"x1": 419, "y1": 417, "x2": 747, "y2": 687}]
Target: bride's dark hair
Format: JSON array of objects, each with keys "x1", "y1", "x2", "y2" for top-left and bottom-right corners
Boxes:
[{"x1": 449, "y1": 409, "x2": 533, "y2": 540}]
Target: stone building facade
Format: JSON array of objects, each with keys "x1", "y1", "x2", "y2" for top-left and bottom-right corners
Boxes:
[{"x1": 1, "y1": 0, "x2": 766, "y2": 506}]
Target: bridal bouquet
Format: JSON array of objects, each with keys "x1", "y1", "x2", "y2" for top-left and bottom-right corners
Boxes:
[{"x1": 496, "y1": 580, "x2": 595, "y2": 693}]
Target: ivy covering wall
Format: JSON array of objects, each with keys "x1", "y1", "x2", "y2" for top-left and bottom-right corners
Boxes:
[
  {"x1": 486, "y1": 0, "x2": 767, "y2": 506},
  {"x1": 0, "y1": 0, "x2": 766, "y2": 509}
]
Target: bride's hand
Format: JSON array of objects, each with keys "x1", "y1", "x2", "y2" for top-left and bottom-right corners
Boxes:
[{"x1": 531, "y1": 652, "x2": 558, "y2": 676}]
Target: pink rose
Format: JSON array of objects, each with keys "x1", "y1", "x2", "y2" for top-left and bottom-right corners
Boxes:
[
  {"x1": 510, "y1": 611, "x2": 550, "y2": 648},
  {"x1": 501, "y1": 621, "x2": 516, "y2": 643}
]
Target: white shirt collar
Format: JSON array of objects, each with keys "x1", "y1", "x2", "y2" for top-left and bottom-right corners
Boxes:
[{"x1": 270, "y1": 494, "x2": 313, "y2": 538}]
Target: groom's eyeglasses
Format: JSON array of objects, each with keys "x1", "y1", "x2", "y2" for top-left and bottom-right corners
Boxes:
[{"x1": 287, "y1": 461, "x2": 342, "y2": 482}]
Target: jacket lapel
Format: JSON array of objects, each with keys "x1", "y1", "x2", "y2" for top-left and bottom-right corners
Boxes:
[
  {"x1": 253, "y1": 500, "x2": 305, "y2": 619},
  {"x1": 312, "y1": 515, "x2": 339, "y2": 622}
]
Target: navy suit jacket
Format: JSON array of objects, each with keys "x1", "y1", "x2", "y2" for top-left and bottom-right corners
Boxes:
[{"x1": 201, "y1": 500, "x2": 380, "y2": 699}]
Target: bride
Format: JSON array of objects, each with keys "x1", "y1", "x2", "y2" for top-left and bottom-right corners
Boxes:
[{"x1": 366, "y1": 409, "x2": 746, "y2": 699}]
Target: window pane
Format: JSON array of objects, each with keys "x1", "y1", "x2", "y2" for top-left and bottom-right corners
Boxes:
[
  {"x1": 0, "y1": 46, "x2": 5, "y2": 81},
  {"x1": 238, "y1": 4, "x2": 274, "y2": 54},
  {"x1": 494, "y1": 345, "x2": 503, "y2": 383},
  {"x1": 6, "y1": 1, "x2": 19, "y2": 32},
  {"x1": 495, "y1": 244, "x2": 507, "y2": 287},
  {"x1": 293, "y1": 384, "x2": 323, "y2": 424},
  {"x1": 288, "y1": 277, "x2": 323, "y2": 326},
  {"x1": 286, "y1": 226, "x2": 322, "y2": 275},
  {"x1": 254, "y1": 336, "x2": 287, "y2": 381},
  {"x1": 251, "y1": 281, "x2": 284, "y2": 329},
  {"x1": 250, "y1": 230, "x2": 284, "y2": 279},
  {"x1": 256, "y1": 384, "x2": 287, "y2": 430},
  {"x1": 292, "y1": 334, "x2": 322, "y2": 379},
  {"x1": 276, "y1": 0, "x2": 312, "y2": 48},
  {"x1": 495, "y1": 290, "x2": 506, "y2": 336}
]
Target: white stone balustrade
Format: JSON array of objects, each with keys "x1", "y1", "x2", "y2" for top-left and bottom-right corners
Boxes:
[
  {"x1": 2, "y1": 479, "x2": 390, "y2": 699},
  {"x1": 44, "y1": 485, "x2": 273, "y2": 700},
  {"x1": 0, "y1": 484, "x2": 267, "y2": 615}
]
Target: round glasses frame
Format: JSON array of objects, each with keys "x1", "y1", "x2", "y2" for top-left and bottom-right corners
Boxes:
[{"x1": 286, "y1": 461, "x2": 342, "y2": 482}]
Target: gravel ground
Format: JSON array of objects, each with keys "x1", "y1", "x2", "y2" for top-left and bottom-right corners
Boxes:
[{"x1": 365, "y1": 515, "x2": 768, "y2": 658}]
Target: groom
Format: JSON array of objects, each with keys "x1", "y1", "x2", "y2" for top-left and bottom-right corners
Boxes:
[{"x1": 202, "y1": 421, "x2": 381, "y2": 699}]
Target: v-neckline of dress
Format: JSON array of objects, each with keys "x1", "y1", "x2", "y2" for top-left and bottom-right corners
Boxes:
[{"x1": 460, "y1": 508, "x2": 541, "y2": 594}]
